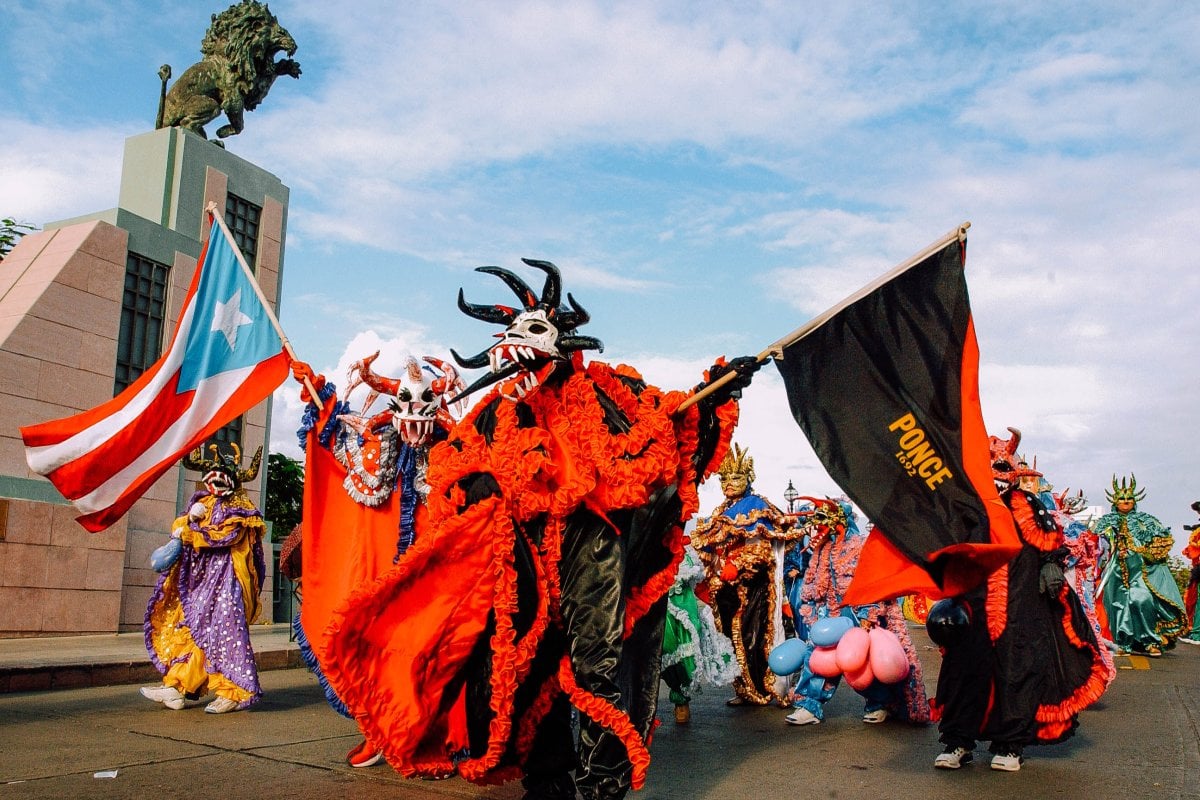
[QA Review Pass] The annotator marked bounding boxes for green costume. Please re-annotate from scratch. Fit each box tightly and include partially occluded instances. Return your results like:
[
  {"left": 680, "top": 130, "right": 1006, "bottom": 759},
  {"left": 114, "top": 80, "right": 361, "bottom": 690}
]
[{"left": 1096, "top": 503, "right": 1187, "bottom": 654}]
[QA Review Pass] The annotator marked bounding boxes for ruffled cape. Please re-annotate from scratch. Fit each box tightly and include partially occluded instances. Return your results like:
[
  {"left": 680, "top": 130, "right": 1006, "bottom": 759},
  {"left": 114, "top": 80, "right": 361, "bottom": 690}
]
[{"left": 320, "top": 361, "right": 735, "bottom": 787}]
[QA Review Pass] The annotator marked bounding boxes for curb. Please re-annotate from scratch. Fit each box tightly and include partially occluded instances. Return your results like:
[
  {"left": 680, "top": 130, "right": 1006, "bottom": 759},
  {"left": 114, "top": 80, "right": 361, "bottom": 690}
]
[{"left": 0, "top": 648, "right": 304, "bottom": 694}]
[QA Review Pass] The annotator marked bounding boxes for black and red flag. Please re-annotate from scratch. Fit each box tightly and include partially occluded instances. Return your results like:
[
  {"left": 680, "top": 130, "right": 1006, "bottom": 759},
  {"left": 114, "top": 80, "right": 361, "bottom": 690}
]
[{"left": 772, "top": 226, "right": 1020, "bottom": 604}]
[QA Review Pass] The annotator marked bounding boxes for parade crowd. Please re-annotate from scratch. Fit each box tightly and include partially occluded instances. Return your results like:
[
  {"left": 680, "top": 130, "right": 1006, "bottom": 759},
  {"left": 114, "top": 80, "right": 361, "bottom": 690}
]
[{"left": 133, "top": 261, "right": 1200, "bottom": 799}]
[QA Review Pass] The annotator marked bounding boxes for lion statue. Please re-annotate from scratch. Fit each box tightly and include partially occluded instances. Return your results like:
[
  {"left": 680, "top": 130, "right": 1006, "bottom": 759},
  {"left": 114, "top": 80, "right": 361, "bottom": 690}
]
[{"left": 156, "top": 0, "right": 301, "bottom": 141}]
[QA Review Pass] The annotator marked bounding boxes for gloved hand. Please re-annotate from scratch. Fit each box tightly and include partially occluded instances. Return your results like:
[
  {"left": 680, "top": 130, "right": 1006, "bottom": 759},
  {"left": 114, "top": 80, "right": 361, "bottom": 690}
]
[
  {"left": 291, "top": 360, "right": 326, "bottom": 402},
  {"left": 700, "top": 355, "right": 762, "bottom": 404},
  {"left": 1038, "top": 559, "right": 1066, "bottom": 596}
]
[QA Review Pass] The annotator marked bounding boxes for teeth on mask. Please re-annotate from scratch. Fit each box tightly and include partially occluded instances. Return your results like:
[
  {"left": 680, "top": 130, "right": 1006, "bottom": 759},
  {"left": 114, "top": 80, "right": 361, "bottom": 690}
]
[{"left": 520, "top": 346, "right": 534, "bottom": 361}]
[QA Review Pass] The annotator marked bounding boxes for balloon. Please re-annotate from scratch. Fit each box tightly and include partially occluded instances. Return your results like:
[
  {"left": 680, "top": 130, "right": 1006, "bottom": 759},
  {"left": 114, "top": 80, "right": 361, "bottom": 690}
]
[
  {"left": 926, "top": 598, "right": 972, "bottom": 648},
  {"left": 808, "top": 644, "right": 842, "bottom": 678},
  {"left": 768, "top": 638, "right": 808, "bottom": 676},
  {"left": 150, "top": 537, "right": 182, "bottom": 573},
  {"left": 810, "top": 615, "right": 854, "bottom": 647},
  {"left": 835, "top": 626, "right": 870, "bottom": 673},
  {"left": 843, "top": 658, "right": 875, "bottom": 691},
  {"left": 868, "top": 627, "right": 911, "bottom": 684}
]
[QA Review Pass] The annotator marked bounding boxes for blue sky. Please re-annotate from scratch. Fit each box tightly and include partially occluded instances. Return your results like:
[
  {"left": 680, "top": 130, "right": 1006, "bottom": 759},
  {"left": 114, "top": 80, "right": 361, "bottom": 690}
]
[{"left": 3, "top": 1, "right": 1199, "bottom": 544}]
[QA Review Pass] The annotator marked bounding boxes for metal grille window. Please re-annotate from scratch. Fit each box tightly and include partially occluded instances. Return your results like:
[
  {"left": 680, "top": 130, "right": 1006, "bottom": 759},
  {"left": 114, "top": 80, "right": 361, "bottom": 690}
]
[
  {"left": 224, "top": 193, "right": 261, "bottom": 271},
  {"left": 114, "top": 252, "right": 170, "bottom": 394}
]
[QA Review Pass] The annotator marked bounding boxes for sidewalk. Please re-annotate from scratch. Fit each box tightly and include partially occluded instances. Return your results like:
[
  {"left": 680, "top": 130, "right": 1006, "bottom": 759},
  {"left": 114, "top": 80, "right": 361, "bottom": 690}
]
[{"left": 0, "top": 624, "right": 301, "bottom": 693}]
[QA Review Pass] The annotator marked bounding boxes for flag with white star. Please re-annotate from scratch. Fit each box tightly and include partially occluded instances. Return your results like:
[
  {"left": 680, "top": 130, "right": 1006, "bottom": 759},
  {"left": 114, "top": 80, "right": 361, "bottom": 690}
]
[{"left": 21, "top": 214, "right": 290, "bottom": 532}]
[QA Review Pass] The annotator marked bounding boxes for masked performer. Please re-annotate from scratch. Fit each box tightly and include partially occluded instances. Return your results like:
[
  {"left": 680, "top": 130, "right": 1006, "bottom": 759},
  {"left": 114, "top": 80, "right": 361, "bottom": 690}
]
[
  {"left": 140, "top": 446, "right": 266, "bottom": 714},
  {"left": 690, "top": 444, "right": 801, "bottom": 707},
  {"left": 1179, "top": 501, "right": 1200, "bottom": 645},
  {"left": 660, "top": 543, "right": 739, "bottom": 724},
  {"left": 291, "top": 352, "right": 464, "bottom": 767},
  {"left": 1055, "top": 489, "right": 1117, "bottom": 682},
  {"left": 784, "top": 499, "right": 930, "bottom": 727},
  {"left": 1095, "top": 476, "right": 1187, "bottom": 656},
  {"left": 930, "top": 428, "right": 1107, "bottom": 773},
  {"left": 320, "top": 260, "right": 756, "bottom": 800}
]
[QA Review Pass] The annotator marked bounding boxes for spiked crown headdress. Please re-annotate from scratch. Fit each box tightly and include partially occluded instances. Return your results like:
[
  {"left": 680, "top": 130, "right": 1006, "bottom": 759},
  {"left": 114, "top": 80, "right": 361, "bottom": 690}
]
[
  {"left": 717, "top": 443, "right": 755, "bottom": 485},
  {"left": 1105, "top": 474, "right": 1146, "bottom": 507}
]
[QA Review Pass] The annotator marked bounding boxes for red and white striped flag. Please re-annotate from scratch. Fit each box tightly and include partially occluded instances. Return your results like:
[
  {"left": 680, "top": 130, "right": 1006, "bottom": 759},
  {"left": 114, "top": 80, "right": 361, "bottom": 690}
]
[{"left": 21, "top": 213, "right": 290, "bottom": 531}]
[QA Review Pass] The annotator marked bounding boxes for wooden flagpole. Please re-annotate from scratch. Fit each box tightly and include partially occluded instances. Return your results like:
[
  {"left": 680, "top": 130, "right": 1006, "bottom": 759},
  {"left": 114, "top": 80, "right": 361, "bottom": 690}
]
[
  {"left": 205, "top": 201, "right": 322, "bottom": 411},
  {"left": 677, "top": 221, "right": 970, "bottom": 413}
]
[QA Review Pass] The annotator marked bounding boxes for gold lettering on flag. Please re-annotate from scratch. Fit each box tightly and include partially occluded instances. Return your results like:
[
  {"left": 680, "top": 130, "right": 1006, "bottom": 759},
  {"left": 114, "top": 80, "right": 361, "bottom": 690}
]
[{"left": 888, "top": 413, "right": 954, "bottom": 490}]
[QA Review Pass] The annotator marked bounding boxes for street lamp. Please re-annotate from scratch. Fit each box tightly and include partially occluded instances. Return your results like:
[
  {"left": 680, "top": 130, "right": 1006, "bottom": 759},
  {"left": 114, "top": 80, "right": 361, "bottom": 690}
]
[{"left": 783, "top": 480, "right": 798, "bottom": 514}]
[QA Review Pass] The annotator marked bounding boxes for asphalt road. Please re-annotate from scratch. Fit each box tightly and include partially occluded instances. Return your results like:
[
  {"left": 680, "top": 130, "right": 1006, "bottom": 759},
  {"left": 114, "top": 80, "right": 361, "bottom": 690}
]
[{"left": 2, "top": 627, "right": 1199, "bottom": 800}]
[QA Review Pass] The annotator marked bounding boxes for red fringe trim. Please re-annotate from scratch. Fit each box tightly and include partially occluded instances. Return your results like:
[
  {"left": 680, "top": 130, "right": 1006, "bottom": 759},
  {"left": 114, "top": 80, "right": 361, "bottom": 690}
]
[
  {"left": 986, "top": 564, "right": 1008, "bottom": 642},
  {"left": 558, "top": 655, "right": 651, "bottom": 791},
  {"left": 1010, "top": 491, "right": 1061, "bottom": 552}
]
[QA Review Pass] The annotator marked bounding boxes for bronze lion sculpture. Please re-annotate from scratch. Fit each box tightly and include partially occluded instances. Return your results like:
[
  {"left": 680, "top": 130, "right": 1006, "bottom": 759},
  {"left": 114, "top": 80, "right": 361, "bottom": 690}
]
[{"left": 156, "top": 0, "right": 301, "bottom": 141}]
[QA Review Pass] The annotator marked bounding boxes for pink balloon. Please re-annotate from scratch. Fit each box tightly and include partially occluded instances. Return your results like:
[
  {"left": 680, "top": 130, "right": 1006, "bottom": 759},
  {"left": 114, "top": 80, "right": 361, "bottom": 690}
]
[
  {"left": 835, "top": 626, "right": 870, "bottom": 673},
  {"left": 844, "top": 658, "right": 875, "bottom": 691},
  {"left": 868, "top": 626, "right": 911, "bottom": 684},
  {"left": 808, "top": 644, "right": 843, "bottom": 678}
]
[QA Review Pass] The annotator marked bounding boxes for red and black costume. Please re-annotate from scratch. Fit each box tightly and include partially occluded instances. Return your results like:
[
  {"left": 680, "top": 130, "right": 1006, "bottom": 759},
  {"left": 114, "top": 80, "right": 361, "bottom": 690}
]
[
  {"left": 320, "top": 260, "right": 752, "bottom": 800},
  {"left": 932, "top": 428, "right": 1108, "bottom": 759}
]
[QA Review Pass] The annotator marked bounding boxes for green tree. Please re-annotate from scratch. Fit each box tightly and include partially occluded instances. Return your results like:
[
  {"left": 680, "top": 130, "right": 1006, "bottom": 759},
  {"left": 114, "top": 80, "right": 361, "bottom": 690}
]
[
  {"left": 264, "top": 452, "right": 303, "bottom": 541},
  {"left": 0, "top": 218, "right": 38, "bottom": 261}
]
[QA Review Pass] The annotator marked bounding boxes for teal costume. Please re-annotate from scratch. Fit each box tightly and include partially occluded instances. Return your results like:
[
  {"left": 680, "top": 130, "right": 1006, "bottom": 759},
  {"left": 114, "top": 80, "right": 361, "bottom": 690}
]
[{"left": 1096, "top": 507, "right": 1187, "bottom": 654}]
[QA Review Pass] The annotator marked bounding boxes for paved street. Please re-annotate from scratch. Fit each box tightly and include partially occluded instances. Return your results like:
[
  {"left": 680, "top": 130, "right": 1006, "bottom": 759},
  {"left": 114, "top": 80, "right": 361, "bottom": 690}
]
[{"left": 2, "top": 627, "right": 1199, "bottom": 800}]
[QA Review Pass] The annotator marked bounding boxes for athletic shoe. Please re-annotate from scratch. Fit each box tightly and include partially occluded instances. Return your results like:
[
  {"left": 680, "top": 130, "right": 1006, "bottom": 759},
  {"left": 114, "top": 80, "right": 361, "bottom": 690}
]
[
  {"left": 933, "top": 746, "right": 973, "bottom": 769},
  {"left": 1178, "top": 636, "right": 1200, "bottom": 646},
  {"left": 784, "top": 707, "right": 820, "bottom": 726},
  {"left": 204, "top": 697, "right": 240, "bottom": 714},
  {"left": 673, "top": 704, "right": 691, "bottom": 725},
  {"left": 862, "top": 708, "right": 888, "bottom": 724},
  {"left": 990, "top": 752, "right": 1023, "bottom": 772},
  {"left": 347, "top": 739, "right": 385, "bottom": 768},
  {"left": 140, "top": 685, "right": 184, "bottom": 704}
]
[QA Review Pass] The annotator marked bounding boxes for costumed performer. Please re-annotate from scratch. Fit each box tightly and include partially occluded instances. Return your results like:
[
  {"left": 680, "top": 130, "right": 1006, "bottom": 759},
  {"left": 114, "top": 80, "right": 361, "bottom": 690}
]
[
  {"left": 1054, "top": 487, "right": 1116, "bottom": 683},
  {"left": 660, "top": 542, "right": 740, "bottom": 724},
  {"left": 1180, "top": 501, "right": 1200, "bottom": 645},
  {"left": 140, "top": 445, "right": 266, "bottom": 714},
  {"left": 318, "top": 260, "right": 758, "bottom": 800},
  {"left": 1094, "top": 475, "right": 1186, "bottom": 656},
  {"left": 690, "top": 443, "right": 801, "bottom": 707},
  {"left": 783, "top": 498, "right": 930, "bottom": 727},
  {"left": 291, "top": 351, "right": 464, "bottom": 767},
  {"left": 931, "top": 428, "right": 1108, "bottom": 773}
]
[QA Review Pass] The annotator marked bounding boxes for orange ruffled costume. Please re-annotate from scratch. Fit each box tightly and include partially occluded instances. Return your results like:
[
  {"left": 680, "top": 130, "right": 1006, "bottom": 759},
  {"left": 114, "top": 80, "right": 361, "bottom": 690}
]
[{"left": 321, "top": 360, "right": 738, "bottom": 795}]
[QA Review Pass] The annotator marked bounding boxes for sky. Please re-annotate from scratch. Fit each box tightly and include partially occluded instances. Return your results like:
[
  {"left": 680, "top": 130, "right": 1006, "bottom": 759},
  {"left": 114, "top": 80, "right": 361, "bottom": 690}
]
[{"left": 2, "top": 1, "right": 1198, "bottom": 550}]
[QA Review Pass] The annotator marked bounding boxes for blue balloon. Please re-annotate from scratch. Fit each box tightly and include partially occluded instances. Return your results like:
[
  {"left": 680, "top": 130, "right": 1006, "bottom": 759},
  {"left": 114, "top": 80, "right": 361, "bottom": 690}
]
[
  {"left": 810, "top": 615, "right": 854, "bottom": 647},
  {"left": 768, "top": 638, "right": 809, "bottom": 675},
  {"left": 150, "top": 537, "right": 182, "bottom": 573}
]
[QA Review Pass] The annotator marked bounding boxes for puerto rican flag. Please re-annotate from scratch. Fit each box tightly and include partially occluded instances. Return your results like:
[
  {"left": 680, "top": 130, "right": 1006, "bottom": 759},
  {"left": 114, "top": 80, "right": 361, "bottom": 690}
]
[{"left": 21, "top": 214, "right": 290, "bottom": 532}]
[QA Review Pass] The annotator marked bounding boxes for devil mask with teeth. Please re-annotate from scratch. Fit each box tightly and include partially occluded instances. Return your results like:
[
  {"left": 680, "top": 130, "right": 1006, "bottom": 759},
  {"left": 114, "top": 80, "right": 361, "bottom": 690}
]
[
  {"left": 343, "top": 351, "right": 465, "bottom": 447},
  {"left": 451, "top": 259, "right": 602, "bottom": 402},
  {"left": 988, "top": 426, "right": 1041, "bottom": 495}
]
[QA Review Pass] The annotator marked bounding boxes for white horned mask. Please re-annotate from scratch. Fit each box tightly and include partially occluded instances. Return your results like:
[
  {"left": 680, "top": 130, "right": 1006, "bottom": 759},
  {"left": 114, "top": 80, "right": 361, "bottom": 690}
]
[
  {"left": 344, "top": 352, "right": 465, "bottom": 446},
  {"left": 451, "top": 259, "right": 603, "bottom": 403}
]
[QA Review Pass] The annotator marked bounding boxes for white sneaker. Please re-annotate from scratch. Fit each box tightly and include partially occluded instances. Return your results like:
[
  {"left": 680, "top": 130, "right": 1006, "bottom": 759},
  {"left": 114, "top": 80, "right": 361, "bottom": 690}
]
[
  {"left": 1178, "top": 636, "right": 1200, "bottom": 646},
  {"left": 784, "top": 707, "right": 820, "bottom": 726},
  {"left": 204, "top": 697, "right": 240, "bottom": 714},
  {"left": 140, "top": 685, "right": 183, "bottom": 704},
  {"left": 990, "top": 752, "right": 1023, "bottom": 772},
  {"left": 933, "top": 747, "right": 973, "bottom": 769},
  {"left": 862, "top": 708, "right": 888, "bottom": 724}
]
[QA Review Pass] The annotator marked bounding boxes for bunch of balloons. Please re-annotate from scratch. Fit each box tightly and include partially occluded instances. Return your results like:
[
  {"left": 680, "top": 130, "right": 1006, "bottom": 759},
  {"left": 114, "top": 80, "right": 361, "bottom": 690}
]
[{"left": 768, "top": 614, "right": 910, "bottom": 690}]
